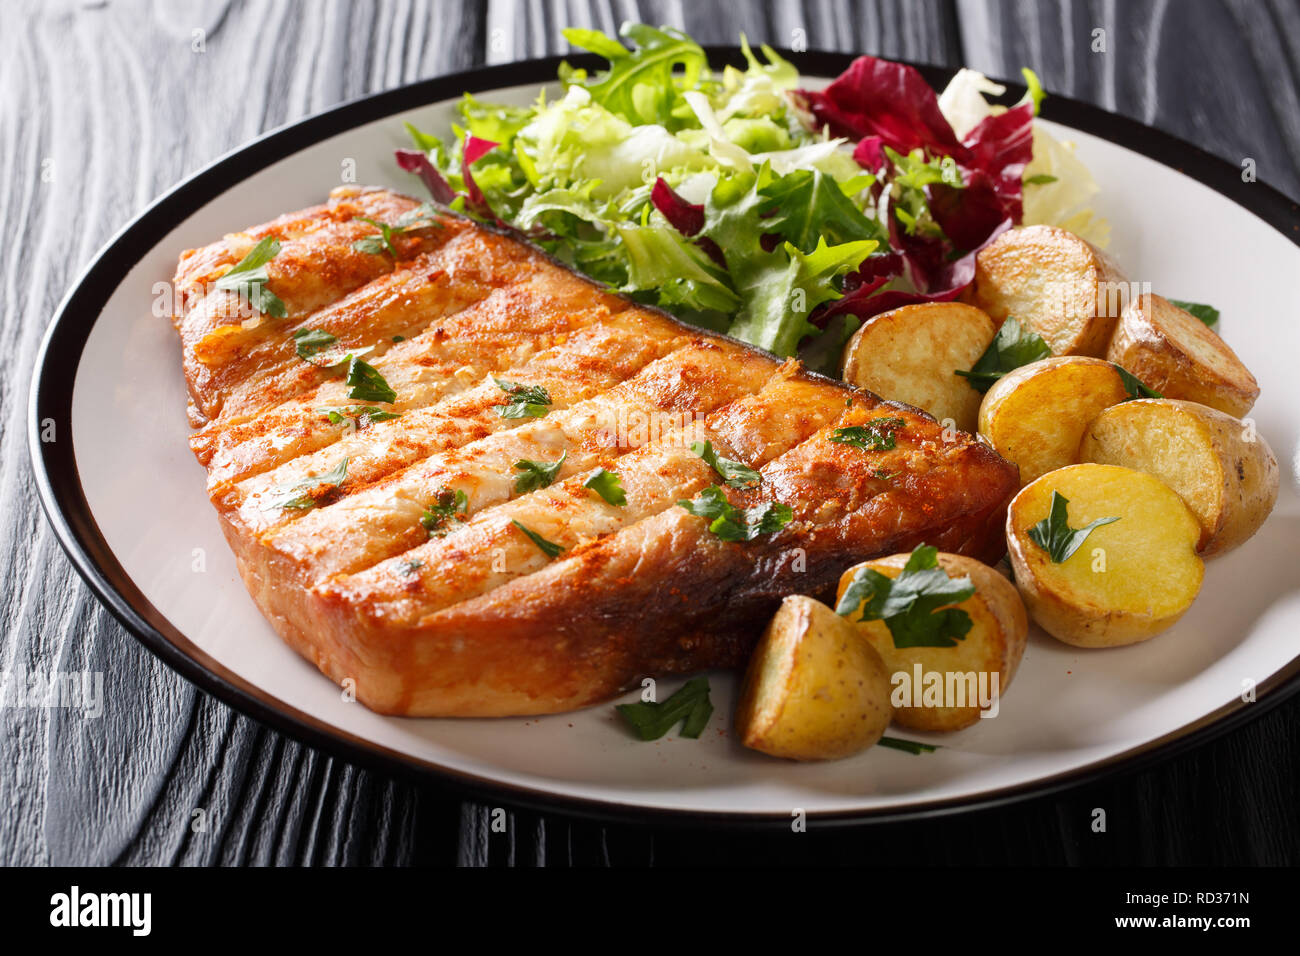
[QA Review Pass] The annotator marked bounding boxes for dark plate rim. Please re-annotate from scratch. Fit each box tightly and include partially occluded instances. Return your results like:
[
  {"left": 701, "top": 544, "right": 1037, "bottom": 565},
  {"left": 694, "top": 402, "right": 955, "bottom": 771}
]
[{"left": 27, "top": 48, "right": 1300, "bottom": 828}]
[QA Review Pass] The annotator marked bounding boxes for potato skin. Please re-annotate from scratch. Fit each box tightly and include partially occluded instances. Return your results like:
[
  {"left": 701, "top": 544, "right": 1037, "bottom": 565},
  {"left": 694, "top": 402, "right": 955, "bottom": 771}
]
[
  {"left": 735, "top": 595, "right": 893, "bottom": 761},
  {"left": 971, "top": 224, "right": 1128, "bottom": 356},
  {"left": 841, "top": 302, "right": 996, "bottom": 433},
  {"left": 1106, "top": 294, "right": 1259, "bottom": 417},
  {"left": 978, "top": 356, "right": 1130, "bottom": 486},
  {"left": 835, "top": 553, "right": 1028, "bottom": 732},
  {"left": 1007, "top": 464, "right": 1204, "bottom": 648},
  {"left": 1079, "top": 399, "right": 1279, "bottom": 557}
]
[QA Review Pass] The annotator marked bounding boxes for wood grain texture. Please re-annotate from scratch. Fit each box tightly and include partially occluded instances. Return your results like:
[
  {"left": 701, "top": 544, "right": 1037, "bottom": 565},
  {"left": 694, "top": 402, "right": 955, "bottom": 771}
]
[{"left": 1, "top": 0, "right": 1296, "bottom": 867}]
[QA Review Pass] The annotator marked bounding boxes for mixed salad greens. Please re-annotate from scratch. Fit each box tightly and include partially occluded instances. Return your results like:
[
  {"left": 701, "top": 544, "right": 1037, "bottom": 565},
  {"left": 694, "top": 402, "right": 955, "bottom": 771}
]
[{"left": 397, "top": 23, "right": 1105, "bottom": 370}]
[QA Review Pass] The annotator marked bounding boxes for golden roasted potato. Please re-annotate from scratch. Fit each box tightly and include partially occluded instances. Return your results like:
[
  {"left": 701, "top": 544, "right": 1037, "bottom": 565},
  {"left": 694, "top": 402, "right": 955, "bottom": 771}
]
[
  {"left": 841, "top": 302, "right": 996, "bottom": 433},
  {"left": 1079, "top": 399, "right": 1279, "bottom": 557},
  {"left": 978, "top": 356, "right": 1130, "bottom": 486},
  {"left": 1007, "top": 464, "right": 1204, "bottom": 648},
  {"left": 970, "top": 224, "right": 1128, "bottom": 356},
  {"left": 1106, "top": 294, "right": 1260, "bottom": 417},
  {"left": 736, "top": 595, "right": 892, "bottom": 761},
  {"left": 836, "top": 552, "right": 1028, "bottom": 732}
]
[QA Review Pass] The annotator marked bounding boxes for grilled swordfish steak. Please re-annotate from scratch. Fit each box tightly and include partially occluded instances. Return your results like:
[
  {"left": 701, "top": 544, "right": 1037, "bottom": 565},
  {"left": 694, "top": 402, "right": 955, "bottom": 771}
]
[{"left": 171, "top": 186, "right": 1019, "bottom": 717}]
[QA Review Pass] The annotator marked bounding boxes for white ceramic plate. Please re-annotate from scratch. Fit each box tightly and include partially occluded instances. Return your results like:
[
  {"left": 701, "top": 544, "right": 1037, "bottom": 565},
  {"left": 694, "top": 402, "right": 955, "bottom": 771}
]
[{"left": 30, "top": 53, "right": 1300, "bottom": 824}]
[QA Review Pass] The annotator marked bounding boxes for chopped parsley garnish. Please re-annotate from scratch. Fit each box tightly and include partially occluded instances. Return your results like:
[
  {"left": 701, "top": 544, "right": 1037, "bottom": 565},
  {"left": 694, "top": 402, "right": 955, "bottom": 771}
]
[
  {"left": 1169, "top": 299, "right": 1220, "bottom": 331},
  {"left": 616, "top": 677, "right": 713, "bottom": 741},
  {"left": 352, "top": 203, "right": 443, "bottom": 257},
  {"left": 420, "top": 489, "right": 468, "bottom": 537},
  {"left": 955, "top": 317, "right": 1052, "bottom": 392},
  {"left": 1113, "top": 364, "right": 1162, "bottom": 400},
  {"left": 215, "top": 236, "right": 287, "bottom": 318},
  {"left": 494, "top": 378, "right": 552, "bottom": 419},
  {"left": 293, "top": 328, "right": 338, "bottom": 361},
  {"left": 398, "top": 558, "right": 424, "bottom": 576},
  {"left": 345, "top": 355, "right": 397, "bottom": 404},
  {"left": 512, "top": 452, "right": 566, "bottom": 493},
  {"left": 315, "top": 404, "right": 401, "bottom": 426},
  {"left": 878, "top": 736, "right": 940, "bottom": 755},
  {"left": 511, "top": 520, "right": 565, "bottom": 558},
  {"left": 836, "top": 544, "right": 975, "bottom": 648},
  {"left": 264, "top": 457, "right": 349, "bottom": 512},
  {"left": 583, "top": 468, "right": 627, "bottom": 506},
  {"left": 1026, "top": 491, "right": 1120, "bottom": 564},
  {"left": 690, "top": 440, "right": 761, "bottom": 489},
  {"left": 829, "top": 417, "right": 906, "bottom": 452},
  {"left": 676, "top": 486, "right": 793, "bottom": 542}
]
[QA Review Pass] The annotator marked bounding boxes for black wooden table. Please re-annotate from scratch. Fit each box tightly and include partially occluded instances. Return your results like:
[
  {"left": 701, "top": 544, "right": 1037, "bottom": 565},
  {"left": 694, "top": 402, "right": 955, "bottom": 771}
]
[{"left": 5, "top": 0, "right": 1298, "bottom": 866}]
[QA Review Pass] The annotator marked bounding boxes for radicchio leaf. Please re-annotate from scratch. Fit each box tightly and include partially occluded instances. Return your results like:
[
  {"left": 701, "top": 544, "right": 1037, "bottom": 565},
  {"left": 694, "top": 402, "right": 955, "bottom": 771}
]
[{"left": 394, "top": 148, "right": 456, "bottom": 204}]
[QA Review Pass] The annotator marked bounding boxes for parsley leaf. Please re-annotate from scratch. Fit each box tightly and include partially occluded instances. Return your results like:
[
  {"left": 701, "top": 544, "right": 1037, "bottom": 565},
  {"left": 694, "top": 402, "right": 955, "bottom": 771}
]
[
  {"left": 1026, "top": 491, "right": 1120, "bottom": 564},
  {"left": 264, "top": 457, "right": 349, "bottom": 512},
  {"left": 1168, "top": 298, "right": 1220, "bottom": 332},
  {"left": 955, "top": 317, "right": 1052, "bottom": 392},
  {"left": 315, "top": 404, "right": 401, "bottom": 426},
  {"left": 513, "top": 452, "right": 566, "bottom": 493},
  {"left": 352, "top": 203, "right": 443, "bottom": 257},
  {"left": 293, "top": 328, "right": 338, "bottom": 361},
  {"left": 615, "top": 677, "right": 713, "bottom": 741},
  {"left": 878, "top": 736, "right": 940, "bottom": 755},
  {"left": 511, "top": 520, "right": 565, "bottom": 558},
  {"left": 829, "top": 417, "right": 906, "bottom": 452},
  {"left": 677, "top": 486, "right": 792, "bottom": 542},
  {"left": 583, "top": 468, "right": 627, "bottom": 506},
  {"left": 1113, "top": 364, "right": 1162, "bottom": 400},
  {"left": 345, "top": 355, "right": 396, "bottom": 404},
  {"left": 689, "top": 440, "right": 761, "bottom": 489},
  {"left": 420, "top": 489, "right": 468, "bottom": 537},
  {"left": 835, "top": 544, "right": 975, "bottom": 648},
  {"left": 494, "top": 378, "right": 552, "bottom": 419},
  {"left": 214, "top": 236, "right": 287, "bottom": 318}
]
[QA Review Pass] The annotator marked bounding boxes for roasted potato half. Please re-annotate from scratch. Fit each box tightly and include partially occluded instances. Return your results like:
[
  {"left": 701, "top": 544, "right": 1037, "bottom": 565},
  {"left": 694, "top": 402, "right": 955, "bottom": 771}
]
[
  {"left": 736, "top": 595, "right": 893, "bottom": 761},
  {"left": 978, "top": 356, "right": 1130, "bottom": 486},
  {"left": 1106, "top": 294, "right": 1260, "bottom": 417},
  {"left": 1007, "top": 464, "right": 1204, "bottom": 648},
  {"left": 836, "top": 553, "right": 1028, "bottom": 732},
  {"left": 970, "top": 224, "right": 1128, "bottom": 356},
  {"left": 841, "top": 302, "right": 996, "bottom": 433},
  {"left": 1079, "top": 399, "right": 1279, "bottom": 557}
]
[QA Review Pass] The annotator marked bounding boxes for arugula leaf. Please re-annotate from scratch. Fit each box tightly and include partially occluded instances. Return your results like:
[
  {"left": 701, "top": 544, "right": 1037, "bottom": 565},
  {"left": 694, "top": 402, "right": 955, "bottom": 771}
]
[
  {"left": 835, "top": 544, "right": 975, "bottom": 648},
  {"left": 955, "top": 317, "right": 1052, "bottom": 392},
  {"left": 513, "top": 452, "right": 566, "bottom": 493},
  {"left": 615, "top": 677, "right": 713, "bottom": 740},
  {"left": 1113, "top": 364, "right": 1162, "bottom": 400},
  {"left": 420, "top": 488, "right": 468, "bottom": 537},
  {"left": 878, "top": 736, "right": 940, "bottom": 755},
  {"left": 829, "top": 417, "right": 906, "bottom": 452},
  {"left": 583, "top": 468, "right": 627, "bottom": 506},
  {"left": 264, "top": 457, "right": 349, "bottom": 512},
  {"left": 1169, "top": 298, "right": 1220, "bottom": 331},
  {"left": 511, "top": 520, "right": 565, "bottom": 558},
  {"left": 1026, "top": 491, "right": 1120, "bottom": 564},
  {"left": 494, "top": 378, "right": 552, "bottom": 419},
  {"left": 757, "top": 168, "right": 886, "bottom": 253},
  {"left": 562, "top": 23, "right": 707, "bottom": 128},
  {"left": 677, "top": 486, "right": 793, "bottom": 542},
  {"left": 690, "top": 440, "right": 761, "bottom": 489},
  {"left": 215, "top": 236, "right": 287, "bottom": 318},
  {"left": 345, "top": 356, "right": 396, "bottom": 404},
  {"left": 315, "top": 405, "right": 401, "bottom": 426}
]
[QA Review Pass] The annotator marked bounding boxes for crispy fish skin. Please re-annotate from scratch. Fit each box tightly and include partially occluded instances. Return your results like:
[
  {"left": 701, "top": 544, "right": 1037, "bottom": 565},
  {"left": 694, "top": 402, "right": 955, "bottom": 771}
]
[{"left": 175, "top": 188, "right": 1019, "bottom": 717}]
